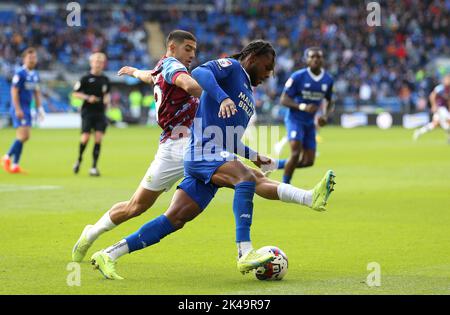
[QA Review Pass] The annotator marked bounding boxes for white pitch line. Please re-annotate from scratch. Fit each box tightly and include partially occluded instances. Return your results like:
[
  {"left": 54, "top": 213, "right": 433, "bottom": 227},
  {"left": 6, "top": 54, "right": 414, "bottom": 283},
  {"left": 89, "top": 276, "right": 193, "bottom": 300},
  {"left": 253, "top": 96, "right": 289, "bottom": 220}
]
[{"left": 0, "top": 184, "right": 62, "bottom": 193}]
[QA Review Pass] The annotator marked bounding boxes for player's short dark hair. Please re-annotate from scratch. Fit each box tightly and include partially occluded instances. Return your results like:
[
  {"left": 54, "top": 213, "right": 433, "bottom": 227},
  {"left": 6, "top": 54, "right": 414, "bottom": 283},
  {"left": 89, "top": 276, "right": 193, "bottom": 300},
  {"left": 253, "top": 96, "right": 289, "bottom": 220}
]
[
  {"left": 229, "top": 40, "right": 276, "bottom": 62},
  {"left": 166, "top": 30, "right": 196, "bottom": 46},
  {"left": 22, "top": 47, "right": 37, "bottom": 58},
  {"left": 304, "top": 47, "right": 323, "bottom": 59}
]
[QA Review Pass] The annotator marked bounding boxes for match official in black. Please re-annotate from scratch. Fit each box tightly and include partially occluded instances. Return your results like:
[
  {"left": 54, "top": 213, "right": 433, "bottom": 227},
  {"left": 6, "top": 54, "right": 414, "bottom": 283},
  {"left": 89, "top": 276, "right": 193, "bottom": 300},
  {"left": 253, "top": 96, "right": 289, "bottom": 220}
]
[{"left": 72, "top": 52, "right": 111, "bottom": 176}]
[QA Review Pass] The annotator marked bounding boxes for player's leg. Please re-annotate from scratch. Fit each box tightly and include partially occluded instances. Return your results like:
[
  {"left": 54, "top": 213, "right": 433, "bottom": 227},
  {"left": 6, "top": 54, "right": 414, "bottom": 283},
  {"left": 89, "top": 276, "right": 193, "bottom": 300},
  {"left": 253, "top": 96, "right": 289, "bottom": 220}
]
[
  {"left": 283, "top": 139, "right": 302, "bottom": 184},
  {"left": 210, "top": 160, "right": 275, "bottom": 272},
  {"left": 105, "top": 189, "right": 201, "bottom": 260},
  {"left": 3, "top": 110, "right": 32, "bottom": 173},
  {"left": 72, "top": 139, "right": 186, "bottom": 262},
  {"left": 274, "top": 136, "right": 288, "bottom": 156},
  {"left": 90, "top": 130, "right": 104, "bottom": 176},
  {"left": 296, "top": 148, "right": 315, "bottom": 168},
  {"left": 413, "top": 113, "right": 439, "bottom": 141},
  {"left": 90, "top": 178, "right": 211, "bottom": 280},
  {"left": 71, "top": 185, "right": 164, "bottom": 262},
  {"left": 3, "top": 128, "right": 27, "bottom": 172},
  {"left": 73, "top": 115, "right": 91, "bottom": 174},
  {"left": 8, "top": 126, "right": 30, "bottom": 173},
  {"left": 296, "top": 124, "right": 317, "bottom": 168}
]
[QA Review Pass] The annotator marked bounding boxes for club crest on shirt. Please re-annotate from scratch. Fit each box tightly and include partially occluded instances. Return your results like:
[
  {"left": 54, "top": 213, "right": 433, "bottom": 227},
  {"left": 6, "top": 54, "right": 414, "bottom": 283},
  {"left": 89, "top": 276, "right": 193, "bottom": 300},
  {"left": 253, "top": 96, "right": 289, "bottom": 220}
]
[
  {"left": 285, "top": 78, "right": 293, "bottom": 88},
  {"left": 12, "top": 75, "right": 19, "bottom": 84},
  {"left": 217, "top": 58, "right": 232, "bottom": 68},
  {"left": 322, "top": 84, "right": 328, "bottom": 92}
]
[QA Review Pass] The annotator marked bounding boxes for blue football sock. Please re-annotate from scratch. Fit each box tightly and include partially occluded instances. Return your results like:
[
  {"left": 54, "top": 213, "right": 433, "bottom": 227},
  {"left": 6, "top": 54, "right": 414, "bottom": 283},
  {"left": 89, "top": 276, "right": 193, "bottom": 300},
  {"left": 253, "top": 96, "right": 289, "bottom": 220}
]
[
  {"left": 277, "top": 159, "right": 287, "bottom": 169},
  {"left": 7, "top": 139, "right": 23, "bottom": 164},
  {"left": 125, "top": 215, "right": 175, "bottom": 253},
  {"left": 13, "top": 140, "right": 23, "bottom": 164},
  {"left": 233, "top": 181, "right": 256, "bottom": 243},
  {"left": 282, "top": 175, "right": 291, "bottom": 184}
]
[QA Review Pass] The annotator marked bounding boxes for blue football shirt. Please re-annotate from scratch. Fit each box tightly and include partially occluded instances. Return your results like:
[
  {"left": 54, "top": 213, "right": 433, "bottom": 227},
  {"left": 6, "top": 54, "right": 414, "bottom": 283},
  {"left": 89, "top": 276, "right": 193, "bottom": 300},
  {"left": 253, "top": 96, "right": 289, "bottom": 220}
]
[
  {"left": 190, "top": 58, "right": 255, "bottom": 159},
  {"left": 283, "top": 67, "right": 333, "bottom": 123},
  {"left": 11, "top": 66, "right": 40, "bottom": 112}
]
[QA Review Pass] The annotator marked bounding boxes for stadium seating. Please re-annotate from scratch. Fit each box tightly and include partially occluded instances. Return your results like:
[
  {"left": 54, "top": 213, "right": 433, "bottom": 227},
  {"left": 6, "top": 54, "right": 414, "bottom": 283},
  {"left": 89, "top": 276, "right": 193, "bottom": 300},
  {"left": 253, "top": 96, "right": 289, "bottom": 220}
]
[{"left": 0, "top": 0, "right": 448, "bottom": 115}]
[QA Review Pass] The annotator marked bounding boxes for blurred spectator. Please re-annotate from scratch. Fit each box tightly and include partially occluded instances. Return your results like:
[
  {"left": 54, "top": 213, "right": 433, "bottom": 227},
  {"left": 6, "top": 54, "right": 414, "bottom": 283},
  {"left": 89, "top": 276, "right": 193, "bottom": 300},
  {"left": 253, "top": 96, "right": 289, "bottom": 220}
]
[
  {"left": 129, "top": 89, "right": 143, "bottom": 119},
  {"left": 0, "top": 0, "right": 448, "bottom": 115}
]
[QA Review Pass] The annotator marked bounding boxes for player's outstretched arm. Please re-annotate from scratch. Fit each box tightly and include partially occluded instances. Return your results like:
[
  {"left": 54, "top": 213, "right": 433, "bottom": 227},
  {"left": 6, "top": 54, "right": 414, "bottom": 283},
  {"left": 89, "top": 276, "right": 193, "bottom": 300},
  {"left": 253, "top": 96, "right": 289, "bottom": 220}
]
[
  {"left": 117, "top": 66, "right": 153, "bottom": 84},
  {"left": 173, "top": 73, "right": 202, "bottom": 98},
  {"left": 34, "top": 88, "right": 45, "bottom": 121},
  {"left": 192, "top": 65, "right": 230, "bottom": 107}
]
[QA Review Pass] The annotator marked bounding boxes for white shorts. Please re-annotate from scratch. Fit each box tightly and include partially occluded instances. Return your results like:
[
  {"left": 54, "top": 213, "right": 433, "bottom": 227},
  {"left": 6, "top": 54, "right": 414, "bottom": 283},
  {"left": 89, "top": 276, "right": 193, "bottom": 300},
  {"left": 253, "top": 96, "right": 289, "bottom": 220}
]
[
  {"left": 434, "top": 107, "right": 450, "bottom": 129},
  {"left": 140, "top": 137, "right": 189, "bottom": 192}
]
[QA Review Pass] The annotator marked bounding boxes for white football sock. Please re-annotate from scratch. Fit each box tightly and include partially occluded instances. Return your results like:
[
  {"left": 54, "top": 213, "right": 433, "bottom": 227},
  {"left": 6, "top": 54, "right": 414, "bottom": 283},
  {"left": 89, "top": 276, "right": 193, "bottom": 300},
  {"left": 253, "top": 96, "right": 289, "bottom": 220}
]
[
  {"left": 277, "top": 183, "right": 313, "bottom": 207},
  {"left": 86, "top": 210, "right": 116, "bottom": 242},
  {"left": 237, "top": 241, "right": 253, "bottom": 258},
  {"left": 418, "top": 123, "right": 434, "bottom": 135},
  {"left": 104, "top": 239, "right": 129, "bottom": 261}
]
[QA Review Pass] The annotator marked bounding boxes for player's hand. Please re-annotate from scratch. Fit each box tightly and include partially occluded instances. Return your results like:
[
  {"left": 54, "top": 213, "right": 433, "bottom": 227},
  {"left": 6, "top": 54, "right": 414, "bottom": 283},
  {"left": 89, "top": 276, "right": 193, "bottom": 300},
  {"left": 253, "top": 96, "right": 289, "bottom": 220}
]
[
  {"left": 87, "top": 95, "right": 100, "bottom": 104},
  {"left": 218, "top": 98, "right": 237, "bottom": 118},
  {"left": 305, "top": 104, "right": 318, "bottom": 114},
  {"left": 15, "top": 108, "right": 24, "bottom": 119},
  {"left": 253, "top": 154, "right": 272, "bottom": 168},
  {"left": 38, "top": 107, "right": 46, "bottom": 122},
  {"left": 317, "top": 116, "right": 327, "bottom": 127},
  {"left": 117, "top": 66, "right": 138, "bottom": 77}
]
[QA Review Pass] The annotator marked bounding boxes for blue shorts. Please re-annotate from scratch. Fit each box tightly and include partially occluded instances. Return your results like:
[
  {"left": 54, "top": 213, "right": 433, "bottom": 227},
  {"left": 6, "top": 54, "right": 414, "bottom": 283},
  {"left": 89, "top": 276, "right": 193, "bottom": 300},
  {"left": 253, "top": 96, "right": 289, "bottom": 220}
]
[
  {"left": 179, "top": 149, "right": 235, "bottom": 210},
  {"left": 177, "top": 176, "right": 218, "bottom": 211},
  {"left": 10, "top": 109, "right": 32, "bottom": 128},
  {"left": 285, "top": 117, "right": 316, "bottom": 150}
]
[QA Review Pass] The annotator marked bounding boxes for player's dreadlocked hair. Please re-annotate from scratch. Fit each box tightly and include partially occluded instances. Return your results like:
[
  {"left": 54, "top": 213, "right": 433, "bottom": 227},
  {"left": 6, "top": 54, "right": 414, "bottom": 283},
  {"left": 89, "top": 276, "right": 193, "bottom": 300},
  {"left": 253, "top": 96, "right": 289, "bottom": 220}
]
[{"left": 229, "top": 40, "right": 276, "bottom": 61}]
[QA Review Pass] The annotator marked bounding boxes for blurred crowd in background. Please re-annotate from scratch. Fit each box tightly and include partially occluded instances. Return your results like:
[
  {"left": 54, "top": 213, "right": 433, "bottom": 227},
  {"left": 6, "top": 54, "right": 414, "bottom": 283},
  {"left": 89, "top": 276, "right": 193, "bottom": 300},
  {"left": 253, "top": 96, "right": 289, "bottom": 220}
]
[{"left": 0, "top": 0, "right": 449, "bottom": 124}]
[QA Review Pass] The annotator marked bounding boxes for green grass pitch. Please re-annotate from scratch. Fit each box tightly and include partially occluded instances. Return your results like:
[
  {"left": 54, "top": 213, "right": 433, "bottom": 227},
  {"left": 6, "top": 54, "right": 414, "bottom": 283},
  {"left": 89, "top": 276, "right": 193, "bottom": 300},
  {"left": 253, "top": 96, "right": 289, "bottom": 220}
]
[{"left": 0, "top": 126, "right": 449, "bottom": 294}]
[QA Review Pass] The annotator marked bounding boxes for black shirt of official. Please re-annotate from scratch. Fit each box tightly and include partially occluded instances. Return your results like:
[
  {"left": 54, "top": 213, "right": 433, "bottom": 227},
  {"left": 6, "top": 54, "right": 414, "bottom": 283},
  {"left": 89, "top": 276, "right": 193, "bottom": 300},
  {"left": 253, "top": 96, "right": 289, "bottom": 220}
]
[{"left": 74, "top": 73, "right": 110, "bottom": 115}]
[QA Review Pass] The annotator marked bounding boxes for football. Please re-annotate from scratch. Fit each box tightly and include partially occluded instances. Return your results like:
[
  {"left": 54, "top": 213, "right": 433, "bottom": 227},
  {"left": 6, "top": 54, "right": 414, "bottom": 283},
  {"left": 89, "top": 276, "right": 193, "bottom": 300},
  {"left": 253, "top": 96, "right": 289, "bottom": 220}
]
[{"left": 254, "top": 246, "right": 288, "bottom": 281}]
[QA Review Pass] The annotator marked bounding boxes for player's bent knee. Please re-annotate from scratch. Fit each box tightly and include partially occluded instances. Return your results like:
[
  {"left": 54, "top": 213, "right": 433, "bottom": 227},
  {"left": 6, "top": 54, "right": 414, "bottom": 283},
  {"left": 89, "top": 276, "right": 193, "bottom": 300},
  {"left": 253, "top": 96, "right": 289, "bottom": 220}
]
[
  {"left": 251, "top": 168, "right": 265, "bottom": 180},
  {"left": 290, "top": 152, "right": 301, "bottom": 161},
  {"left": 166, "top": 213, "right": 190, "bottom": 230},
  {"left": 234, "top": 167, "right": 257, "bottom": 183},
  {"left": 298, "top": 160, "right": 314, "bottom": 168}
]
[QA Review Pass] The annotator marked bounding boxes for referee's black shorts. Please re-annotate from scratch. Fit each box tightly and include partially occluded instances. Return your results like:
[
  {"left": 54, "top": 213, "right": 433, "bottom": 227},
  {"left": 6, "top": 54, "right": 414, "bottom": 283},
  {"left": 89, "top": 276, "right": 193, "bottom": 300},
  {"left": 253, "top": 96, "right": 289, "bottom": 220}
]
[{"left": 81, "top": 113, "right": 108, "bottom": 133}]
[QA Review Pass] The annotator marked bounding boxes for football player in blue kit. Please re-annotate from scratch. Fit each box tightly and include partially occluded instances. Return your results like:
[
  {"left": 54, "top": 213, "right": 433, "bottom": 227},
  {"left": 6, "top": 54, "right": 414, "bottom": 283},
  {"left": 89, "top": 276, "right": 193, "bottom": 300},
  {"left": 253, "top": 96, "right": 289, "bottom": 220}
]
[
  {"left": 2, "top": 47, "right": 44, "bottom": 174},
  {"left": 280, "top": 47, "right": 334, "bottom": 184}
]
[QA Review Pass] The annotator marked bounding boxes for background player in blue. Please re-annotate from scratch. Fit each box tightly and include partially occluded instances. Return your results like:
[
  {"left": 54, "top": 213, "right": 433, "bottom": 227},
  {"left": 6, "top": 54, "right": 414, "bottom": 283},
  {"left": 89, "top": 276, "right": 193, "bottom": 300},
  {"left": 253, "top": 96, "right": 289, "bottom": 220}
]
[
  {"left": 280, "top": 47, "right": 334, "bottom": 184},
  {"left": 89, "top": 41, "right": 336, "bottom": 280},
  {"left": 2, "top": 47, "right": 45, "bottom": 174}
]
